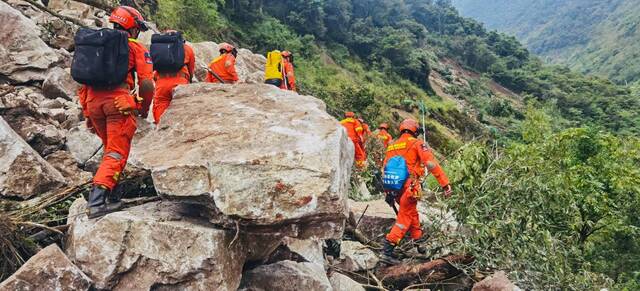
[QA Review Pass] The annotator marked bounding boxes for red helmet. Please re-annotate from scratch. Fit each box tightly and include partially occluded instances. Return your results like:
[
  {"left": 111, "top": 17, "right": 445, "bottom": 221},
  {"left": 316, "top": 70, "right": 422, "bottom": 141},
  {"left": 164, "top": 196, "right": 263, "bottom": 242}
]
[
  {"left": 379, "top": 123, "right": 389, "bottom": 130},
  {"left": 109, "top": 6, "right": 148, "bottom": 31},
  {"left": 345, "top": 111, "right": 355, "bottom": 118},
  {"left": 219, "top": 42, "right": 235, "bottom": 52},
  {"left": 399, "top": 119, "right": 419, "bottom": 133},
  {"left": 282, "top": 51, "right": 292, "bottom": 57}
]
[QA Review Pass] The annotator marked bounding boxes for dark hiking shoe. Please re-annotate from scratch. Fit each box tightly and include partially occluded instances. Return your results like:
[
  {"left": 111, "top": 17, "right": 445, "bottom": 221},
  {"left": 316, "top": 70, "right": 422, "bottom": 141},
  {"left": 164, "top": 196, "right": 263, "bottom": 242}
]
[{"left": 87, "top": 201, "right": 123, "bottom": 219}]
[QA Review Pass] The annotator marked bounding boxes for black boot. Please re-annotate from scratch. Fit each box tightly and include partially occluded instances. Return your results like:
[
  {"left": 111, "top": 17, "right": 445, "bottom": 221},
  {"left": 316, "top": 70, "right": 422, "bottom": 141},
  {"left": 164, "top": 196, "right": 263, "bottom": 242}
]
[
  {"left": 87, "top": 185, "right": 122, "bottom": 219},
  {"left": 380, "top": 240, "right": 401, "bottom": 265}
]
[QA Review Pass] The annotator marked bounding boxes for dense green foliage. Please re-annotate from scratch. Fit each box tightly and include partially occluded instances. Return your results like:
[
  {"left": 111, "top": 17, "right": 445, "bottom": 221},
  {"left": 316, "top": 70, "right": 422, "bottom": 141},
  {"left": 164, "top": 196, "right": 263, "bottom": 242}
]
[
  {"left": 148, "top": 0, "right": 640, "bottom": 288},
  {"left": 453, "top": 0, "right": 640, "bottom": 84},
  {"left": 152, "top": 0, "right": 640, "bottom": 136},
  {"left": 444, "top": 108, "right": 640, "bottom": 289}
]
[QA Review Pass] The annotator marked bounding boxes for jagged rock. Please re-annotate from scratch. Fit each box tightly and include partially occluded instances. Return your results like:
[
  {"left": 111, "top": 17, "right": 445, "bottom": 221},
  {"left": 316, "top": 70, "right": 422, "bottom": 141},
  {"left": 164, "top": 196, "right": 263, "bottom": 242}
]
[
  {"left": 236, "top": 48, "right": 266, "bottom": 84},
  {"left": 239, "top": 260, "right": 332, "bottom": 291},
  {"left": 0, "top": 1, "right": 58, "bottom": 83},
  {"left": 45, "top": 150, "right": 92, "bottom": 184},
  {"left": 472, "top": 271, "right": 518, "bottom": 291},
  {"left": 65, "top": 123, "right": 102, "bottom": 165},
  {"left": 336, "top": 240, "right": 379, "bottom": 272},
  {"left": 42, "top": 67, "right": 79, "bottom": 101},
  {"left": 329, "top": 272, "right": 365, "bottom": 291},
  {"left": 349, "top": 199, "right": 396, "bottom": 242},
  {"left": 191, "top": 42, "right": 267, "bottom": 83},
  {"left": 66, "top": 199, "right": 282, "bottom": 291},
  {"left": 47, "top": 0, "right": 111, "bottom": 28},
  {"left": 282, "top": 237, "right": 326, "bottom": 267},
  {"left": 130, "top": 83, "right": 351, "bottom": 239},
  {"left": 39, "top": 98, "right": 65, "bottom": 109},
  {"left": 0, "top": 86, "right": 66, "bottom": 156},
  {"left": 0, "top": 244, "right": 92, "bottom": 291},
  {"left": 0, "top": 116, "right": 65, "bottom": 199}
]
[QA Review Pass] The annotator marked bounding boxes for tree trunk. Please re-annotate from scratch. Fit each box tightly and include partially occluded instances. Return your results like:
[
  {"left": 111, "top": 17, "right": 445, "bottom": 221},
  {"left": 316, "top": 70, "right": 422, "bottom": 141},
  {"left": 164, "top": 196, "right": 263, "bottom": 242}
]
[{"left": 376, "top": 255, "right": 474, "bottom": 289}]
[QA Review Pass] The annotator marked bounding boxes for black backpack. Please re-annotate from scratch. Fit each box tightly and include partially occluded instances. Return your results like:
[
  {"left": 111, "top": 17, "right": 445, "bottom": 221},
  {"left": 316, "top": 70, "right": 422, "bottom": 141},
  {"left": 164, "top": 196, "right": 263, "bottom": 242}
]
[
  {"left": 150, "top": 32, "right": 185, "bottom": 73},
  {"left": 71, "top": 28, "right": 130, "bottom": 87}
]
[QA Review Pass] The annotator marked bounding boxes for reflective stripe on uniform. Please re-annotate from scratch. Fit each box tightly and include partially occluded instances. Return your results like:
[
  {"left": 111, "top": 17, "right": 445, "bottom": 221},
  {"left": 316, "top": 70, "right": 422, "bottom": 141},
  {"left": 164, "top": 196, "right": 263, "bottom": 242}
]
[
  {"left": 106, "top": 152, "right": 123, "bottom": 161},
  {"left": 426, "top": 161, "right": 436, "bottom": 170},
  {"left": 395, "top": 223, "right": 406, "bottom": 230},
  {"left": 387, "top": 142, "right": 407, "bottom": 152}
]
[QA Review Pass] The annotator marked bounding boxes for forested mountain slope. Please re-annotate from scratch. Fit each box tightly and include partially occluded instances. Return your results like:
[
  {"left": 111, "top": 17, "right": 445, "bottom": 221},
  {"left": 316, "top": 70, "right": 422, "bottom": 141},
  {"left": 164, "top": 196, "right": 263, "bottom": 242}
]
[{"left": 453, "top": 0, "right": 640, "bottom": 84}]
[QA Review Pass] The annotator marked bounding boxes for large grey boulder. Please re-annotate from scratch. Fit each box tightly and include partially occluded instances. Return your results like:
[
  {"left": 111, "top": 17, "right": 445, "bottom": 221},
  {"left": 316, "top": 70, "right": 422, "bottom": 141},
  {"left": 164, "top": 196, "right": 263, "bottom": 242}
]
[
  {"left": 0, "top": 117, "right": 65, "bottom": 199},
  {"left": 329, "top": 272, "right": 365, "bottom": 291},
  {"left": 0, "top": 244, "right": 92, "bottom": 291},
  {"left": 191, "top": 42, "right": 266, "bottom": 83},
  {"left": 130, "top": 83, "right": 352, "bottom": 239},
  {"left": 0, "top": 1, "right": 58, "bottom": 83},
  {"left": 239, "top": 260, "right": 332, "bottom": 291},
  {"left": 42, "top": 67, "right": 79, "bottom": 101},
  {"left": 335, "top": 240, "right": 379, "bottom": 272},
  {"left": 66, "top": 199, "right": 282, "bottom": 291}
]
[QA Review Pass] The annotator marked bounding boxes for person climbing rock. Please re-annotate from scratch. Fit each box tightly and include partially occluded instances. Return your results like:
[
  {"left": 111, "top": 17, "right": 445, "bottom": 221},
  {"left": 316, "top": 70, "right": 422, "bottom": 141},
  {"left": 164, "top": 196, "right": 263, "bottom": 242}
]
[
  {"left": 280, "top": 51, "right": 296, "bottom": 91},
  {"left": 340, "top": 111, "right": 367, "bottom": 168},
  {"left": 205, "top": 42, "right": 238, "bottom": 84},
  {"left": 74, "top": 6, "right": 155, "bottom": 218},
  {"left": 376, "top": 123, "right": 393, "bottom": 148},
  {"left": 380, "top": 119, "right": 452, "bottom": 264},
  {"left": 264, "top": 50, "right": 284, "bottom": 87},
  {"left": 151, "top": 30, "right": 195, "bottom": 124}
]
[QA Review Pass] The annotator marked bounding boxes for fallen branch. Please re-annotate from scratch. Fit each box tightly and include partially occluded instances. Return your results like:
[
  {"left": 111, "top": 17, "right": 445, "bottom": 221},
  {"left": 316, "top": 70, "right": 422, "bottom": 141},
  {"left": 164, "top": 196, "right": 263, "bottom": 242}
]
[
  {"left": 376, "top": 255, "right": 474, "bottom": 289},
  {"left": 18, "top": 0, "right": 88, "bottom": 27}
]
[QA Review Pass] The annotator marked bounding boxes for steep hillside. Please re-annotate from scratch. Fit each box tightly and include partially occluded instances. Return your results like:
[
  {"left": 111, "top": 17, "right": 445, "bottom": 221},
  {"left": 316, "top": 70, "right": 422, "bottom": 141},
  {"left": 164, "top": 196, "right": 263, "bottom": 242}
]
[{"left": 453, "top": 0, "right": 640, "bottom": 84}]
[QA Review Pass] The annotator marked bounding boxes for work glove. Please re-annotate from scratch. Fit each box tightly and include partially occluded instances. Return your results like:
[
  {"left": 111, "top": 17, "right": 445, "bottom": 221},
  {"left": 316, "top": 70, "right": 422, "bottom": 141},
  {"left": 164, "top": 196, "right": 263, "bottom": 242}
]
[
  {"left": 442, "top": 184, "right": 453, "bottom": 198},
  {"left": 385, "top": 192, "right": 396, "bottom": 205},
  {"left": 114, "top": 95, "right": 138, "bottom": 115}
]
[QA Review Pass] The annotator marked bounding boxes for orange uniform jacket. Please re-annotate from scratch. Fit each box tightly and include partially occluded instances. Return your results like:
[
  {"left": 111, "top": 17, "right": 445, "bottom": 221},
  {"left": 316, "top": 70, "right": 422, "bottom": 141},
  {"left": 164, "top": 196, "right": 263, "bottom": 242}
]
[
  {"left": 340, "top": 117, "right": 366, "bottom": 165},
  {"left": 280, "top": 61, "right": 296, "bottom": 91},
  {"left": 78, "top": 38, "right": 154, "bottom": 190},
  {"left": 205, "top": 53, "right": 238, "bottom": 83},
  {"left": 383, "top": 133, "right": 449, "bottom": 186},
  {"left": 376, "top": 129, "right": 393, "bottom": 148},
  {"left": 153, "top": 43, "right": 195, "bottom": 123}
]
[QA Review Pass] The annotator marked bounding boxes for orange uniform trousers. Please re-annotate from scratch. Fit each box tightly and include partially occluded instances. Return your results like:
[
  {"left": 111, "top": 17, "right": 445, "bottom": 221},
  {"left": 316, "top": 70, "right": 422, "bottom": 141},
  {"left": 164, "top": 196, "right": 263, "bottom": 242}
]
[
  {"left": 386, "top": 178, "right": 422, "bottom": 244},
  {"left": 153, "top": 74, "right": 189, "bottom": 124},
  {"left": 86, "top": 93, "right": 137, "bottom": 190},
  {"left": 352, "top": 139, "right": 366, "bottom": 167}
]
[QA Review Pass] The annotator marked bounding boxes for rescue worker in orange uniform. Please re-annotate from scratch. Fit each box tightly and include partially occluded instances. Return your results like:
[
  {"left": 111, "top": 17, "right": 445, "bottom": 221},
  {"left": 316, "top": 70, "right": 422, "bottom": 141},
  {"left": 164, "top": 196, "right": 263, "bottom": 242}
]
[
  {"left": 376, "top": 123, "right": 393, "bottom": 148},
  {"left": 280, "top": 51, "right": 296, "bottom": 91},
  {"left": 359, "top": 118, "right": 372, "bottom": 142},
  {"left": 340, "top": 112, "right": 366, "bottom": 168},
  {"left": 152, "top": 31, "right": 195, "bottom": 124},
  {"left": 78, "top": 6, "right": 155, "bottom": 218},
  {"left": 381, "top": 119, "right": 452, "bottom": 264},
  {"left": 205, "top": 43, "right": 239, "bottom": 84}
]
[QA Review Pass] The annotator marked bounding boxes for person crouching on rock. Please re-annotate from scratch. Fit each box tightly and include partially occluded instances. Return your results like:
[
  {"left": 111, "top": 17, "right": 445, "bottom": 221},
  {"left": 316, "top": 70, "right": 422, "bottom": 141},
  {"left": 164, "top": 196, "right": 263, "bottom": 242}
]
[
  {"left": 75, "top": 6, "right": 155, "bottom": 218},
  {"left": 150, "top": 29, "right": 195, "bottom": 124},
  {"left": 205, "top": 43, "right": 239, "bottom": 84},
  {"left": 380, "top": 119, "right": 453, "bottom": 264}
]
